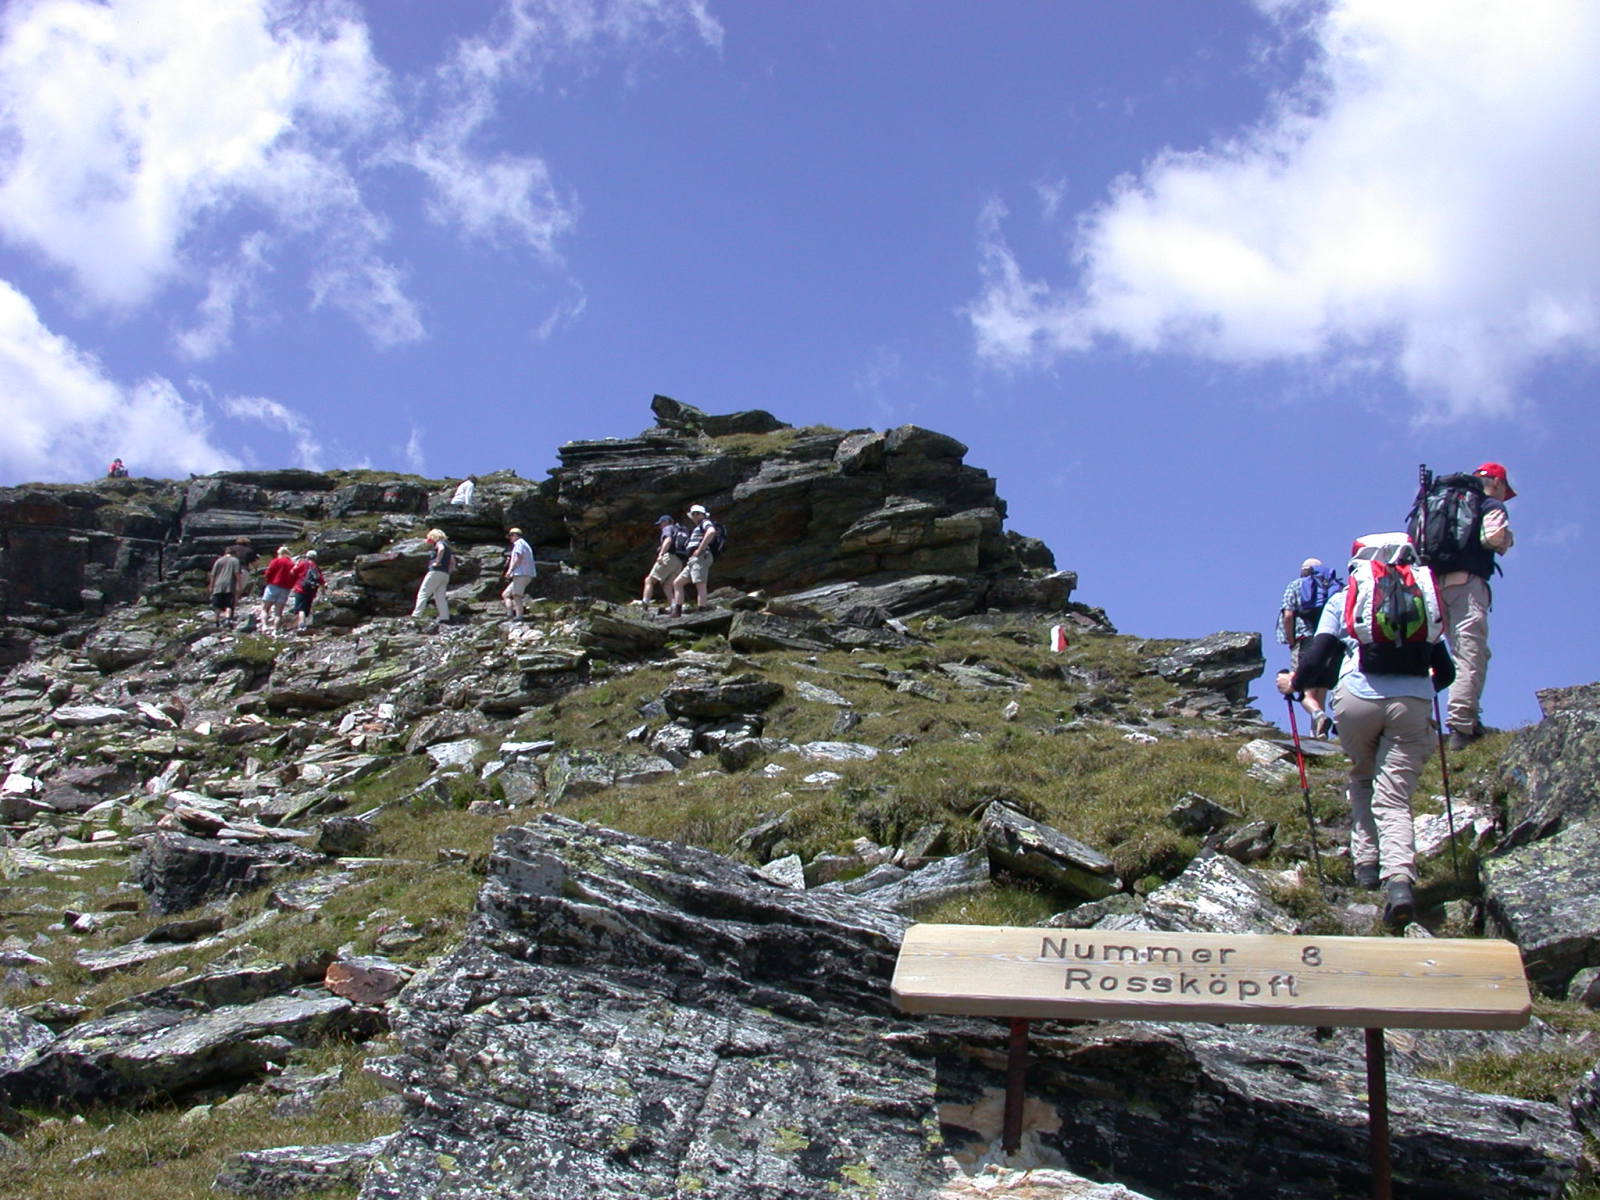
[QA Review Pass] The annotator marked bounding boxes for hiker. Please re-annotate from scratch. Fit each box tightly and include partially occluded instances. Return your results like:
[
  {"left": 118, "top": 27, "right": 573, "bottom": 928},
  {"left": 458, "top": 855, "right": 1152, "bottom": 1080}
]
[
  {"left": 641, "top": 515, "right": 684, "bottom": 608},
  {"left": 1440, "top": 463, "right": 1516, "bottom": 750},
  {"left": 502, "top": 526, "right": 537, "bottom": 620},
  {"left": 451, "top": 476, "right": 477, "bottom": 506},
  {"left": 288, "top": 550, "right": 323, "bottom": 634},
  {"left": 106, "top": 458, "right": 127, "bottom": 478},
  {"left": 1278, "top": 533, "right": 1455, "bottom": 928},
  {"left": 412, "top": 529, "right": 454, "bottom": 624},
  {"left": 1276, "top": 557, "right": 1341, "bottom": 738},
  {"left": 669, "top": 504, "right": 719, "bottom": 617},
  {"left": 260, "top": 545, "right": 296, "bottom": 632},
  {"left": 207, "top": 546, "right": 245, "bottom": 628}
]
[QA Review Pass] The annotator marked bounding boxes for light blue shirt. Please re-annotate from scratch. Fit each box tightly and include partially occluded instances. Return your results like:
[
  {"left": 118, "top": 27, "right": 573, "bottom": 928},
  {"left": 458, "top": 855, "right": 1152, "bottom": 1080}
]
[
  {"left": 507, "top": 537, "right": 536, "bottom": 577},
  {"left": 1313, "top": 592, "right": 1434, "bottom": 706}
]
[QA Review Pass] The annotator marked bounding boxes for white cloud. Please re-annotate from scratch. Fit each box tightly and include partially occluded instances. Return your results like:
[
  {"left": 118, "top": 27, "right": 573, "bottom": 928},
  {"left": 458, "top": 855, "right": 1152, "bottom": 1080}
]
[
  {"left": 0, "top": 278, "right": 238, "bottom": 481},
  {"left": 533, "top": 289, "right": 589, "bottom": 341},
  {"left": 970, "top": 0, "right": 1600, "bottom": 419},
  {"left": 221, "top": 394, "right": 325, "bottom": 470},
  {"left": 401, "top": 425, "right": 427, "bottom": 474},
  {"left": 172, "top": 233, "right": 274, "bottom": 361},
  {"left": 0, "top": 0, "right": 422, "bottom": 345},
  {"left": 395, "top": 0, "right": 721, "bottom": 257}
]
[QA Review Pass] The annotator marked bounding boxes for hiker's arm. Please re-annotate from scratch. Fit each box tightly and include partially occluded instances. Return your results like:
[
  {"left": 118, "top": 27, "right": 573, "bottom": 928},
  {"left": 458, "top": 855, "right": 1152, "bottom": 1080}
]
[
  {"left": 1429, "top": 642, "right": 1456, "bottom": 692},
  {"left": 1482, "top": 507, "right": 1513, "bottom": 553},
  {"left": 1288, "top": 633, "right": 1343, "bottom": 694},
  {"left": 1280, "top": 609, "right": 1296, "bottom": 644}
]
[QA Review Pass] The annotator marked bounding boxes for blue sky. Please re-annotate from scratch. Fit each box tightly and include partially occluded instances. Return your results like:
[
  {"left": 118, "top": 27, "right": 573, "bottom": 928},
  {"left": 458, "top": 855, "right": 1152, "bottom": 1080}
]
[{"left": 1, "top": 0, "right": 1595, "bottom": 732}]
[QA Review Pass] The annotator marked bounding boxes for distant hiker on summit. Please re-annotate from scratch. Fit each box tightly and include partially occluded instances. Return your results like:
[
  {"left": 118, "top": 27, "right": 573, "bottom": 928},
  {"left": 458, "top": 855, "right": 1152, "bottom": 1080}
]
[
  {"left": 1279, "top": 533, "right": 1455, "bottom": 929},
  {"left": 106, "top": 458, "right": 128, "bottom": 479},
  {"left": 641, "top": 514, "right": 684, "bottom": 609},
  {"left": 1406, "top": 462, "right": 1516, "bottom": 750},
  {"left": 502, "top": 527, "right": 536, "bottom": 620},
  {"left": 412, "top": 529, "right": 454, "bottom": 625},
  {"left": 451, "top": 477, "right": 477, "bottom": 506},
  {"left": 669, "top": 504, "right": 724, "bottom": 618},
  {"left": 1276, "top": 557, "right": 1341, "bottom": 739}
]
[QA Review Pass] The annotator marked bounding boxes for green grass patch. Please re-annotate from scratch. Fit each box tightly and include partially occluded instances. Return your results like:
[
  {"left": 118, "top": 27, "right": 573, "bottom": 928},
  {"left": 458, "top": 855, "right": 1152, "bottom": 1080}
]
[{"left": 1, "top": 1038, "right": 396, "bottom": 1200}]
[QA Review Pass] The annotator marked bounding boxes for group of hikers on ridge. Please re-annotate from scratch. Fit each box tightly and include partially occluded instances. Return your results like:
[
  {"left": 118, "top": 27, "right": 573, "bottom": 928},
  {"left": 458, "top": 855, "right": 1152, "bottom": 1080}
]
[
  {"left": 200, "top": 497, "right": 724, "bottom": 634},
  {"left": 1274, "top": 460, "right": 1517, "bottom": 929}
]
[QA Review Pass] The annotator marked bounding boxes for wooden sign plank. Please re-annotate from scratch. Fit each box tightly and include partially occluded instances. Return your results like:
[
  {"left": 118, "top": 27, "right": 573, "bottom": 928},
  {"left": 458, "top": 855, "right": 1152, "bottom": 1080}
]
[{"left": 890, "top": 924, "right": 1531, "bottom": 1030}]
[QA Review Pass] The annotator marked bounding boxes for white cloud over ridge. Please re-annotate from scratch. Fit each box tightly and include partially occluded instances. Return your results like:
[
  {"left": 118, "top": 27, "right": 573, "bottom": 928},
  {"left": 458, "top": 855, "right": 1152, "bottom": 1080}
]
[
  {"left": 0, "top": 279, "right": 239, "bottom": 481},
  {"left": 970, "top": 0, "right": 1600, "bottom": 418},
  {"left": 0, "top": 0, "right": 721, "bottom": 350},
  {"left": 0, "top": 0, "right": 397, "bottom": 323}
]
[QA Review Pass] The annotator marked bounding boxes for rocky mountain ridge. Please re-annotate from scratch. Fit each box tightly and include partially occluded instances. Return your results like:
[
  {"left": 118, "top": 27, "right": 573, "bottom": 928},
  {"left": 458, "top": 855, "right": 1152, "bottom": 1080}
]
[{"left": 1, "top": 399, "right": 1599, "bottom": 1199}]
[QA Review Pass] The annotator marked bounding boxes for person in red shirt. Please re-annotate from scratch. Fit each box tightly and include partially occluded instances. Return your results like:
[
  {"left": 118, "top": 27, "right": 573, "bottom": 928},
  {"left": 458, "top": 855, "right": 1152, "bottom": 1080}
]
[
  {"left": 288, "top": 550, "right": 324, "bottom": 635},
  {"left": 260, "top": 545, "right": 296, "bottom": 632}
]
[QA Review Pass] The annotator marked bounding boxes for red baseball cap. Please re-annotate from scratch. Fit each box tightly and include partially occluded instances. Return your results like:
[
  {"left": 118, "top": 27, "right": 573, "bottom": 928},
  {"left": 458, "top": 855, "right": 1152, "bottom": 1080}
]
[{"left": 1474, "top": 462, "right": 1517, "bottom": 499}]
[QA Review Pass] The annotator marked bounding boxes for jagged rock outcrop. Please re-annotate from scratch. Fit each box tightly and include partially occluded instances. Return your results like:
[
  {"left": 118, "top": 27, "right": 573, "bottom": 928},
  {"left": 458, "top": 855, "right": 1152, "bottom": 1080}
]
[
  {"left": 1483, "top": 682, "right": 1600, "bottom": 995},
  {"left": 3, "top": 399, "right": 1072, "bottom": 627}
]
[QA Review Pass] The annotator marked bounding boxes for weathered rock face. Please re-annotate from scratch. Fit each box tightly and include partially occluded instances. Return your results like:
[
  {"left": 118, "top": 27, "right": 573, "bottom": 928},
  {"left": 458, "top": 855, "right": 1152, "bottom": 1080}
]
[{"left": 1484, "top": 683, "right": 1600, "bottom": 995}]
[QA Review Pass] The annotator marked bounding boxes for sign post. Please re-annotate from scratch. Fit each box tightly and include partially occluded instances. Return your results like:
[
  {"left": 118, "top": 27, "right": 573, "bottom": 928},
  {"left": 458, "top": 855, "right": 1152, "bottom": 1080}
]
[{"left": 891, "top": 925, "right": 1532, "bottom": 1200}]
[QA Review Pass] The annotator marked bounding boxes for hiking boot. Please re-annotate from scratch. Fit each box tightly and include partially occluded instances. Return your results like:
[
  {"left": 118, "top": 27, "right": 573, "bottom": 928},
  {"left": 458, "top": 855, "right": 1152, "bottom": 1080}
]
[
  {"left": 1383, "top": 877, "right": 1415, "bottom": 928},
  {"left": 1447, "top": 729, "right": 1479, "bottom": 752},
  {"left": 1354, "top": 862, "right": 1381, "bottom": 890},
  {"left": 668, "top": 604, "right": 682, "bottom": 618}
]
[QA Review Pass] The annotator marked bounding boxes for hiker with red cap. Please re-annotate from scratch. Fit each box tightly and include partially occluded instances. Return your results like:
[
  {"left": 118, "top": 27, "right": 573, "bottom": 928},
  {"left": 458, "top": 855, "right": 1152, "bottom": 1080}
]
[{"left": 1437, "top": 462, "right": 1516, "bottom": 749}]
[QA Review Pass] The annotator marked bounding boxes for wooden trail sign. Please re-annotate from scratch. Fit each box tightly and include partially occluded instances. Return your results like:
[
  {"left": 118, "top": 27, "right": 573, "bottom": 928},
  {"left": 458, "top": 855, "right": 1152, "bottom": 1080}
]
[
  {"left": 891, "top": 925, "right": 1531, "bottom": 1030},
  {"left": 890, "top": 924, "right": 1532, "bottom": 1200}
]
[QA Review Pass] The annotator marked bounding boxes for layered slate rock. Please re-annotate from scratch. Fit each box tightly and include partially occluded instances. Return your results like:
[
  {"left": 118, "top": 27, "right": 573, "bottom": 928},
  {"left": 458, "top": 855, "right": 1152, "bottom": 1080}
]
[
  {"left": 1484, "top": 681, "right": 1600, "bottom": 995},
  {"left": 360, "top": 816, "right": 1579, "bottom": 1200},
  {"left": 1150, "top": 632, "right": 1266, "bottom": 702},
  {"left": 136, "top": 831, "right": 324, "bottom": 916},
  {"left": 1, "top": 992, "right": 369, "bottom": 1107},
  {"left": 361, "top": 815, "right": 948, "bottom": 1200},
  {"left": 980, "top": 802, "right": 1118, "bottom": 901},
  {"left": 549, "top": 399, "right": 1057, "bottom": 602}
]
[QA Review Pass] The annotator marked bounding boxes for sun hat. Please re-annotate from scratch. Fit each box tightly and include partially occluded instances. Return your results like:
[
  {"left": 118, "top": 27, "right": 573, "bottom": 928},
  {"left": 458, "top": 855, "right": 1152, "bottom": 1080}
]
[
  {"left": 656, "top": 514, "right": 675, "bottom": 525},
  {"left": 688, "top": 504, "right": 708, "bottom": 515}
]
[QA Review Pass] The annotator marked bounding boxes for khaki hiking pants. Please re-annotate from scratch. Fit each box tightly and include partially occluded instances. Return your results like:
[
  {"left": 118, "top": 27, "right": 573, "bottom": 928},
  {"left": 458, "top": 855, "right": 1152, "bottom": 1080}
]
[
  {"left": 1442, "top": 575, "right": 1490, "bottom": 736},
  {"left": 1334, "top": 685, "right": 1435, "bottom": 884},
  {"left": 412, "top": 569, "right": 450, "bottom": 620}
]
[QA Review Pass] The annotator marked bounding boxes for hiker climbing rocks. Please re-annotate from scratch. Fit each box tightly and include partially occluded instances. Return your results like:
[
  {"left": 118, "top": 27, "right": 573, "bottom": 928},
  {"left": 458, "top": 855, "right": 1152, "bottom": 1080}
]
[
  {"left": 260, "top": 545, "right": 296, "bottom": 632},
  {"left": 106, "top": 457, "right": 127, "bottom": 478},
  {"left": 669, "top": 504, "right": 723, "bottom": 617},
  {"left": 1279, "top": 532, "right": 1454, "bottom": 928},
  {"left": 1277, "top": 557, "right": 1341, "bottom": 739},
  {"left": 412, "top": 529, "right": 454, "bottom": 624},
  {"left": 288, "top": 550, "right": 323, "bottom": 634},
  {"left": 207, "top": 547, "right": 244, "bottom": 628},
  {"left": 502, "top": 527, "right": 536, "bottom": 620},
  {"left": 451, "top": 476, "right": 477, "bottom": 506},
  {"left": 1407, "top": 462, "right": 1515, "bottom": 750},
  {"left": 641, "top": 515, "right": 684, "bottom": 608}
]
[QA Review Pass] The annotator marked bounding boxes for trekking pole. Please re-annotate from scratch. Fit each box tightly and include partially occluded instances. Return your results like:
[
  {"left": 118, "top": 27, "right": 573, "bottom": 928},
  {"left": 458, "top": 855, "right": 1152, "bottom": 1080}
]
[
  {"left": 1432, "top": 692, "right": 1463, "bottom": 885},
  {"left": 1284, "top": 696, "right": 1326, "bottom": 889}
]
